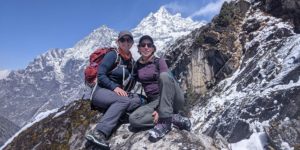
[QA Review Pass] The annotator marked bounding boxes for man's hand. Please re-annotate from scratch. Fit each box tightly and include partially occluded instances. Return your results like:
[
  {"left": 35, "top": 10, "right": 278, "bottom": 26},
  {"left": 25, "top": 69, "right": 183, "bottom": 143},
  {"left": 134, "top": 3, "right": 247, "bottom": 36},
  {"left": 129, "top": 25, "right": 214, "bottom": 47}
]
[
  {"left": 114, "top": 87, "right": 128, "bottom": 96},
  {"left": 152, "top": 111, "right": 159, "bottom": 124}
]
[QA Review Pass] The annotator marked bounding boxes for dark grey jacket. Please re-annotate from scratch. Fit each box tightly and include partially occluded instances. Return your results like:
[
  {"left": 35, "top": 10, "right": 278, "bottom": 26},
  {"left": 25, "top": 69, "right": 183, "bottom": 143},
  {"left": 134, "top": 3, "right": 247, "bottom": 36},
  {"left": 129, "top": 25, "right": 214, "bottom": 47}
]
[{"left": 97, "top": 50, "right": 134, "bottom": 91}]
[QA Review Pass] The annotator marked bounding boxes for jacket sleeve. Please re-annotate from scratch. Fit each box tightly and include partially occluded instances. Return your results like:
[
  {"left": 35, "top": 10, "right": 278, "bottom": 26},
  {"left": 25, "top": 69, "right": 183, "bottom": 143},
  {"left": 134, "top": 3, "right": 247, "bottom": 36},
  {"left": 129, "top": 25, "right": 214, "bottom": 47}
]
[
  {"left": 132, "top": 60, "right": 139, "bottom": 82},
  {"left": 97, "top": 51, "right": 120, "bottom": 91},
  {"left": 159, "top": 57, "right": 169, "bottom": 73}
]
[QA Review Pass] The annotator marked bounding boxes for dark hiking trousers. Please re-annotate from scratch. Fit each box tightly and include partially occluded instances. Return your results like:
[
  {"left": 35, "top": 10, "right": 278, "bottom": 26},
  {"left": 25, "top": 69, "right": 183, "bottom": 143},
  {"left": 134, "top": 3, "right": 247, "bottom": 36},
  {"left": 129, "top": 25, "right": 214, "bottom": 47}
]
[
  {"left": 92, "top": 87, "right": 141, "bottom": 137},
  {"left": 129, "top": 72, "right": 185, "bottom": 128}
]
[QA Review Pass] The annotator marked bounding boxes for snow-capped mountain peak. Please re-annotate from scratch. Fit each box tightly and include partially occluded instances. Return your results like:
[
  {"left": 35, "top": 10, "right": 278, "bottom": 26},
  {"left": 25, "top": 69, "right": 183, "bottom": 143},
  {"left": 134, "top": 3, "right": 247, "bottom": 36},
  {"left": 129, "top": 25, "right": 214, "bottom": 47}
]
[
  {"left": 70, "top": 25, "right": 117, "bottom": 61},
  {"left": 26, "top": 48, "right": 66, "bottom": 81},
  {"left": 133, "top": 6, "right": 204, "bottom": 37},
  {"left": 131, "top": 6, "right": 205, "bottom": 58},
  {"left": 153, "top": 6, "right": 173, "bottom": 18}
]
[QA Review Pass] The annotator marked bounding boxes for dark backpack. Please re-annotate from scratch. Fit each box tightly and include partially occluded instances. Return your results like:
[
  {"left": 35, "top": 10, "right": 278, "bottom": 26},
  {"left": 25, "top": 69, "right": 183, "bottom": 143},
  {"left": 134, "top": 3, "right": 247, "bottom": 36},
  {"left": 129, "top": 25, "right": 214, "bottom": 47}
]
[{"left": 84, "top": 47, "right": 119, "bottom": 88}]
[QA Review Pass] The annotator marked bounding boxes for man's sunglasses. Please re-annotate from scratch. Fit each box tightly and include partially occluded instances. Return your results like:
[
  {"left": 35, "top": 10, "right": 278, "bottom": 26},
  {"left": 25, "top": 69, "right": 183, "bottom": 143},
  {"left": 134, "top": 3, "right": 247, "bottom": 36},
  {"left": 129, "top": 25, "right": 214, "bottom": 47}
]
[
  {"left": 119, "top": 37, "right": 133, "bottom": 43},
  {"left": 138, "top": 43, "right": 154, "bottom": 48}
]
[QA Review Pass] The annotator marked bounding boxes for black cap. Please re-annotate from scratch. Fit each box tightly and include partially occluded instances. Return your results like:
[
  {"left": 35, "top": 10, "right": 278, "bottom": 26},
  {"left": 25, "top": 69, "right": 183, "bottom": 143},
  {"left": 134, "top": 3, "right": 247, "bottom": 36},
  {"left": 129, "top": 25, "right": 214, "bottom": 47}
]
[
  {"left": 138, "top": 35, "right": 156, "bottom": 51},
  {"left": 138, "top": 35, "right": 154, "bottom": 44},
  {"left": 118, "top": 31, "right": 133, "bottom": 40}
]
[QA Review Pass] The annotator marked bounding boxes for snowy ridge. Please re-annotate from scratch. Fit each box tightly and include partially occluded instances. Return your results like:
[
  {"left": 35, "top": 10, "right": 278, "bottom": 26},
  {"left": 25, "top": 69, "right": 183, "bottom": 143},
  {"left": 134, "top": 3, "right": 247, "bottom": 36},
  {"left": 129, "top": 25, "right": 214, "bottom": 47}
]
[
  {"left": 67, "top": 26, "right": 118, "bottom": 61},
  {"left": 0, "top": 69, "right": 11, "bottom": 80},
  {"left": 0, "top": 108, "right": 58, "bottom": 149},
  {"left": 26, "top": 48, "right": 66, "bottom": 82}
]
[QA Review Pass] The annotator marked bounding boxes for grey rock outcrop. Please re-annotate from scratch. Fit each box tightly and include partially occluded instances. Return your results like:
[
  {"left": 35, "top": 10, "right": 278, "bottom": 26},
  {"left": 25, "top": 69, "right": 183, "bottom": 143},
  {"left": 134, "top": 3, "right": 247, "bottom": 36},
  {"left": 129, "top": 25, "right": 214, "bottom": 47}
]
[
  {"left": 262, "top": 0, "right": 300, "bottom": 33},
  {"left": 165, "top": 0, "right": 251, "bottom": 98}
]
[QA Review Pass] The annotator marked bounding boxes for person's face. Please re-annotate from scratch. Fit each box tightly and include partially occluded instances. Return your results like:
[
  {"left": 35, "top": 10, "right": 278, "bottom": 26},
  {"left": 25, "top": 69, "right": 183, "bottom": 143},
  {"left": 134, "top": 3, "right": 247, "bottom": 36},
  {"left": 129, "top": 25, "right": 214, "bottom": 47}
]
[
  {"left": 117, "top": 35, "right": 133, "bottom": 51},
  {"left": 138, "top": 39, "right": 155, "bottom": 58}
]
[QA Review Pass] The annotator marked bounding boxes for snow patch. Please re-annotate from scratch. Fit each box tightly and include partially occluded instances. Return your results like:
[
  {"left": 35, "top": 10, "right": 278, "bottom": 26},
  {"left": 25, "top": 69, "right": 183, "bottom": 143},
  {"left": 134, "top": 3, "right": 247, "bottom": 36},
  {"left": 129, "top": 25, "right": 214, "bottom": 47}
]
[
  {"left": 229, "top": 132, "right": 268, "bottom": 150},
  {"left": 0, "top": 69, "right": 11, "bottom": 79},
  {"left": 281, "top": 142, "right": 294, "bottom": 150},
  {"left": 53, "top": 110, "right": 66, "bottom": 118}
]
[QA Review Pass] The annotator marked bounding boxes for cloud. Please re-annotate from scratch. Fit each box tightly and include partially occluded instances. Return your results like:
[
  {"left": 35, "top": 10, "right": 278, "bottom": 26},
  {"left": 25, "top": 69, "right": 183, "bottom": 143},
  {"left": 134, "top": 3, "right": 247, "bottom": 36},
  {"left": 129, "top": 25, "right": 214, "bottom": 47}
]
[
  {"left": 163, "top": 2, "right": 188, "bottom": 14},
  {"left": 189, "top": 0, "right": 227, "bottom": 18}
]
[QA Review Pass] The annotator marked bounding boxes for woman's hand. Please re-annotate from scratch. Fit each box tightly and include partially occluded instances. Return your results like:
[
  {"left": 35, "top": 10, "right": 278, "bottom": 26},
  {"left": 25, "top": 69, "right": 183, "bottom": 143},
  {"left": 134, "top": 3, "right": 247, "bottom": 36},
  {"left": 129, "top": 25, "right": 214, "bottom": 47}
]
[
  {"left": 114, "top": 87, "right": 128, "bottom": 96},
  {"left": 152, "top": 111, "right": 159, "bottom": 124}
]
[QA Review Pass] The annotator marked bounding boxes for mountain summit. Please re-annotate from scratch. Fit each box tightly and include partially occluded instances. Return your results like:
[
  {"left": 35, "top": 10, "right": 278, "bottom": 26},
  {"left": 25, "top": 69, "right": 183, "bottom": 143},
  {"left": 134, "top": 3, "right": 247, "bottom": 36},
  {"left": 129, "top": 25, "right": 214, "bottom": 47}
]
[{"left": 132, "top": 6, "right": 205, "bottom": 57}]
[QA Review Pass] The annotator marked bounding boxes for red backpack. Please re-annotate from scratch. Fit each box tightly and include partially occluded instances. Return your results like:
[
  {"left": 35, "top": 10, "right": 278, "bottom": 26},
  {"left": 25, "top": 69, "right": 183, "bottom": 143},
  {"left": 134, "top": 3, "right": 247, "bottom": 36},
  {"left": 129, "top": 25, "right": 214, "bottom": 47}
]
[{"left": 84, "top": 47, "right": 119, "bottom": 87}]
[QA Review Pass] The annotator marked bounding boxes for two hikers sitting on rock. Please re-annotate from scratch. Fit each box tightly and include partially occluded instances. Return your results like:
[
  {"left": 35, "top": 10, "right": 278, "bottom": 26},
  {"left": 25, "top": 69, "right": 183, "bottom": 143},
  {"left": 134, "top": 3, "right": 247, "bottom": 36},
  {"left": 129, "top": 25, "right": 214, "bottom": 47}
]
[{"left": 85, "top": 31, "right": 191, "bottom": 148}]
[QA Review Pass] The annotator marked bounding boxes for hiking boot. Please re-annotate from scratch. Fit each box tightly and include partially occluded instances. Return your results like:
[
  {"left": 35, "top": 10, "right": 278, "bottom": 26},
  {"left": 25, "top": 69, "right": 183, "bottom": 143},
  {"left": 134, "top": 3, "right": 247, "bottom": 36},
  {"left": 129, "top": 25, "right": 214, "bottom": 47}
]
[
  {"left": 85, "top": 130, "right": 109, "bottom": 149},
  {"left": 172, "top": 114, "right": 191, "bottom": 131},
  {"left": 148, "top": 117, "right": 172, "bottom": 142}
]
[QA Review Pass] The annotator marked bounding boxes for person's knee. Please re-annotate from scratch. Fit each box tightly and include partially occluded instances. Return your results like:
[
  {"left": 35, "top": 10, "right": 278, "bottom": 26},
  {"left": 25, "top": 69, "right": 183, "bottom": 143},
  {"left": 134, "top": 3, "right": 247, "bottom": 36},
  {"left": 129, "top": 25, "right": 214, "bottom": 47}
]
[
  {"left": 129, "top": 113, "right": 140, "bottom": 127},
  {"left": 127, "top": 100, "right": 141, "bottom": 112},
  {"left": 108, "top": 97, "right": 130, "bottom": 111},
  {"left": 117, "top": 97, "right": 131, "bottom": 105}
]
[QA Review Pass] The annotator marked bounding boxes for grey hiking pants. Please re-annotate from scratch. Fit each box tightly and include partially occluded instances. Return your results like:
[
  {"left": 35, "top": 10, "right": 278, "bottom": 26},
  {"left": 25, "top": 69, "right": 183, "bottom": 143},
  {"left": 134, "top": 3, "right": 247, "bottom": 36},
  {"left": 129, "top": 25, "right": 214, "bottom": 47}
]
[
  {"left": 92, "top": 86, "right": 141, "bottom": 136},
  {"left": 129, "top": 72, "right": 185, "bottom": 128}
]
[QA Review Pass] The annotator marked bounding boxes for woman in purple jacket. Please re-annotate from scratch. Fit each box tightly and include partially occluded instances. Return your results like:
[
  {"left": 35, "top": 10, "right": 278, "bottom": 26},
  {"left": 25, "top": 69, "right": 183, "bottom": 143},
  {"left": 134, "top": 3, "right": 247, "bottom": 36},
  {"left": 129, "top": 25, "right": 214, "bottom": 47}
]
[{"left": 129, "top": 35, "right": 191, "bottom": 142}]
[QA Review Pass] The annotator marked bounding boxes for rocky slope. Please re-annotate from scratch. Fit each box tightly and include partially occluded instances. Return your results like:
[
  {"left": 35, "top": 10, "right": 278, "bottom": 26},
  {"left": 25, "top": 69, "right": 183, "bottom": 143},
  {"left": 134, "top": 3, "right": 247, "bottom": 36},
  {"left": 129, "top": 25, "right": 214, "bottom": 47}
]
[
  {"left": 2, "top": 100, "right": 227, "bottom": 150},
  {"left": 0, "top": 116, "right": 19, "bottom": 147},
  {"left": 165, "top": 0, "right": 300, "bottom": 149}
]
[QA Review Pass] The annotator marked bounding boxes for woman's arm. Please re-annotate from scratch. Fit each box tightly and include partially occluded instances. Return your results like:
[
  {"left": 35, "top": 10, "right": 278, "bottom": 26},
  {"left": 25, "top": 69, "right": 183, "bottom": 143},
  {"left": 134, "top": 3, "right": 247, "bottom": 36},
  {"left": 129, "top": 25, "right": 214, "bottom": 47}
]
[
  {"left": 158, "top": 57, "right": 169, "bottom": 73},
  {"left": 97, "top": 51, "right": 119, "bottom": 90}
]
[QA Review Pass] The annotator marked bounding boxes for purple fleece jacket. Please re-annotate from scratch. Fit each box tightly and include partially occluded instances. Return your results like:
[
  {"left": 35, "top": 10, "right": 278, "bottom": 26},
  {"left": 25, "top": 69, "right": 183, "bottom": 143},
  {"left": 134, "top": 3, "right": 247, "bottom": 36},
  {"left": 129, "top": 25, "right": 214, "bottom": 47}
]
[{"left": 136, "top": 57, "right": 168, "bottom": 100}]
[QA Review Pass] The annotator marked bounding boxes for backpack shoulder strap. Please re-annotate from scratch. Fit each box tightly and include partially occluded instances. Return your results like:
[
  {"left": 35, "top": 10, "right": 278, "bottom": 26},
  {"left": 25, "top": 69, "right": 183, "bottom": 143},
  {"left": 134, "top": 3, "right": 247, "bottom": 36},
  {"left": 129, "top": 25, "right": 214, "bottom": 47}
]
[
  {"left": 102, "top": 48, "right": 121, "bottom": 74},
  {"left": 154, "top": 57, "right": 160, "bottom": 73},
  {"left": 109, "top": 48, "right": 120, "bottom": 64},
  {"left": 109, "top": 48, "right": 122, "bottom": 67}
]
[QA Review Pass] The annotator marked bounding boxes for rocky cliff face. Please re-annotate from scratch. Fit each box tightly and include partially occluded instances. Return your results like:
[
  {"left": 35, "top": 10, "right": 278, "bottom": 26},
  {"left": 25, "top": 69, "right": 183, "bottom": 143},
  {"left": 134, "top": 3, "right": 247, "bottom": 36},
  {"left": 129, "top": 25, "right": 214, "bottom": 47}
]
[
  {"left": 165, "top": 0, "right": 300, "bottom": 149},
  {"left": 262, "top": 0, "right": 300, "bottom": 33},
  {"left": 165, "top": 0, "right": 251, "bottom": 96},
  {"left": 0, "top": 116, "right": 19, "bottom": 147}
]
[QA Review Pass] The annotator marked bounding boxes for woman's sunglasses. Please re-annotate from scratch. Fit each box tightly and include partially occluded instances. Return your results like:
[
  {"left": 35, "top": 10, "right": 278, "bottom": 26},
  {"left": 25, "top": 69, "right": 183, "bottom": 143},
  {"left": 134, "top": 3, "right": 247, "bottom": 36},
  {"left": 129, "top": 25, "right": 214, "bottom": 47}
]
[
  {"left": 138, "top": 43, "right": 154, "bottom": 48},
  {"left": 119, "top": 37, "right": 133, "bottom": 43}
]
